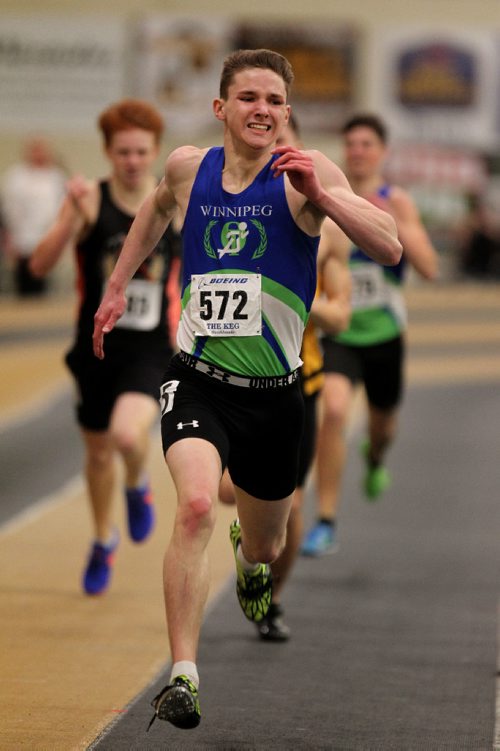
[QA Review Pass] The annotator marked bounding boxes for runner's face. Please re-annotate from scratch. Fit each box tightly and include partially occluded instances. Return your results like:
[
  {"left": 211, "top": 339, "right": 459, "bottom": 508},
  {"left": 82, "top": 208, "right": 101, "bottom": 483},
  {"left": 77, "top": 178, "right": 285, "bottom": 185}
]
[
  {"left": 216, "top": 67, "right": 289, "bottom": 150},
  {"left": 343, "top": 126, "right": 386, "bottom": 181},
  {"left": 106, "top": 129, "right": 159, "bottom": 188}
]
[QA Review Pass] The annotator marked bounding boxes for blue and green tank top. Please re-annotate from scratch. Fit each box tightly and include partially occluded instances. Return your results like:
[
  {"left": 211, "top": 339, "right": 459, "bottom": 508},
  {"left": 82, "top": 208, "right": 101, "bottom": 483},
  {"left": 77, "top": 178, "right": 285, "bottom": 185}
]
[
  {"left": 335, "top": 185, "right": 407, "bottom": 347},
  {"left": 178, "top": 147, "right": 319, "bottom": 376}
]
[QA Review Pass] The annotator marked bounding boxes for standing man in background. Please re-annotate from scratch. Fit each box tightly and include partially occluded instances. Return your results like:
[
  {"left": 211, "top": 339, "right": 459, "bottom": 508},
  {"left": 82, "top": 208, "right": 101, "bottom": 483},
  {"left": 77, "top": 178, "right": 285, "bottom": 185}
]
[
  {"left": 30, "top": 99, "right": 180, "bottom": 595},
  {"left": 302, "top": 113, "right": 439, "bottom": 557},
  {"left": 1, "top": 137, "right": 66, "bottom": 295}
]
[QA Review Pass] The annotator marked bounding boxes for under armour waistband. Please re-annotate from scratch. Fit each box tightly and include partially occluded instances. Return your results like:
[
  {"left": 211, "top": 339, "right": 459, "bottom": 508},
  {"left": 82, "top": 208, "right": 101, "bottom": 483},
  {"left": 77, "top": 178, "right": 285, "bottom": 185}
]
[{"left": 178, "top": 351, "right": 299, "bottom": 389}]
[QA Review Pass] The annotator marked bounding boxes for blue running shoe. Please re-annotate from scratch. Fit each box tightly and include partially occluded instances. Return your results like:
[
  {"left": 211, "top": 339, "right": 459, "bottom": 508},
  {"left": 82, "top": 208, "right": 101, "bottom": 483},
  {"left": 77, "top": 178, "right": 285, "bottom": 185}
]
[
  {"left": 82, "top": 529, "right": 119, "bottom": 595},
  {"left": 126, "top": 481, "right": 155, "bottom": 542},
  {"left": 301, "top": 521, "right": 337, "bottom": 557}
]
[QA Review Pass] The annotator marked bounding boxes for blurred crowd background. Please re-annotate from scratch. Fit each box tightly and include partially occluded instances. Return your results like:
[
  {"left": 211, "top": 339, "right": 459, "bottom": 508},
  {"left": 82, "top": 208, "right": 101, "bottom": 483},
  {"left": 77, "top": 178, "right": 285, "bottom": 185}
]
[{"left": 1, "top": 0, "right": 500, "bottom": 295}]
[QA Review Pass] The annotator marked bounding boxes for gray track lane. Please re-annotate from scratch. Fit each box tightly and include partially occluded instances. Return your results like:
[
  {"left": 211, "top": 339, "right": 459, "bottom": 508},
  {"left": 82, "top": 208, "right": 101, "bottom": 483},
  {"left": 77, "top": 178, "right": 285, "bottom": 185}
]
[
  {"left": 0, "top": 319, "right": 80, "bottom": 523},
  {"left": 0, "top": 388, "right": 81, "bottom": 524},
  {"left": 90, "top": 380, "right": 499, "bottom": 750}
]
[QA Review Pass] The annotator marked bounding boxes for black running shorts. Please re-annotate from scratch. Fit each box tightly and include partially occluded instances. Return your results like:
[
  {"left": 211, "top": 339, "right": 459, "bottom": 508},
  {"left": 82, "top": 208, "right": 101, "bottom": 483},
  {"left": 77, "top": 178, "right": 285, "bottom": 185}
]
[
  {"left": 321, "top": 335, "right": 404, "bottom": 410},
  {"left": 65, "top": 344, "right": 172, "bottom": 431},
  {"left": 160, "top": 354, "right": 305, "bottom": 500}
]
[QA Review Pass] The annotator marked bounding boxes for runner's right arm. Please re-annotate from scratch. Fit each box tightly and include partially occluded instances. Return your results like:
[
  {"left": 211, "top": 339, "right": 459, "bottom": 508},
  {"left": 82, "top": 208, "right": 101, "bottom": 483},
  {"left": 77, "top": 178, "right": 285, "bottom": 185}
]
[{"left": 30, "top": 176, "right": 96, "bottom": 277}]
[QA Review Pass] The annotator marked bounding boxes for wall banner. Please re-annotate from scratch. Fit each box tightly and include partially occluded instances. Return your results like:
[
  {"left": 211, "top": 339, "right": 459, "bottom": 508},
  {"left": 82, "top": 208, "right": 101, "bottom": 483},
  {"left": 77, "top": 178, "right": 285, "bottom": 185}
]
[
  {"left": 371, "top": 28, "right": 500, "bottom": 150},
  {"left": 0, "top": 16, "right": 126, "bottom": 133},
  {"left": 133, "top": 16, "right": 234, "bottom": 140}
]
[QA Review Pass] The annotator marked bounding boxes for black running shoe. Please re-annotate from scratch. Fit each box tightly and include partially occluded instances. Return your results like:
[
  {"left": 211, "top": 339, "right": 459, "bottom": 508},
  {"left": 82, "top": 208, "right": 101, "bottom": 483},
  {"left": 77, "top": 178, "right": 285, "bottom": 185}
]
[
  {"left": 229, "top": 519, "right": 272, "bottom": 623},
  {"left": 147, "top": 675, "right": 201, "bottom": 731},
  {"left": 257, "top": 603, "right": 291, "bottom": 642}
]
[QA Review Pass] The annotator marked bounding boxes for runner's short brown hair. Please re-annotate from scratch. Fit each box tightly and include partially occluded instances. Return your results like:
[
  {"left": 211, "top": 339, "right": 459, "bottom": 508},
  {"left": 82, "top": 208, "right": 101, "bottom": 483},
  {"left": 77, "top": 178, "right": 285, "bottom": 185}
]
[
  {"left": 219, "top": 49, "right": 294, "bottom": 99},
  {"left": 341, "top": 113, "right": 388, "bottom": 144}
]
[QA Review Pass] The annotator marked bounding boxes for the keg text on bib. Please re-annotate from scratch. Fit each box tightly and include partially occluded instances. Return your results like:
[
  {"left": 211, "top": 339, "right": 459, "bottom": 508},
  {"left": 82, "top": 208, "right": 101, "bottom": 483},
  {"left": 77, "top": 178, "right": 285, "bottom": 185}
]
[{"left": 190, "top": 273, "right": 262, "bottom": 337}]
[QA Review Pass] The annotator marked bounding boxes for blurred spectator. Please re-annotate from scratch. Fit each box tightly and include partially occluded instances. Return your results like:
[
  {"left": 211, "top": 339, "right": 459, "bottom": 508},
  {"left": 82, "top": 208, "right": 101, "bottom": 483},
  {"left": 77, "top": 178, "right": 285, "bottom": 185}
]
[
  {"left": 459, "top": 181, "right": 500, "bottom": 280},
  {"left": 0, "top": 137, "right": 67, "bottom": 295},
  {"left": 0, "top": 211, "right": 8, "bottom": 293}
]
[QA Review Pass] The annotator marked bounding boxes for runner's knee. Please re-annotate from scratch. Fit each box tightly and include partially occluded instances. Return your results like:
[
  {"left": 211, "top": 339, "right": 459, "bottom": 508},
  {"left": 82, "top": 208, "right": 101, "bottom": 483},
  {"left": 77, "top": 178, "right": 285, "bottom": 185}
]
[
  {"left": 112, "top": 424, "right": 143, "bottom": 457},
  {"left": 178, "top": 493, "right": 216, "bottom": 538},
  {"left": 322, "top": 398, "right": 348, "bottom": 429},
  {"left": 86, "top": 444, "right": 114, "bottom": 473},
  {"left": 243, "top": 533, "right": 286, "bottom": 565}
]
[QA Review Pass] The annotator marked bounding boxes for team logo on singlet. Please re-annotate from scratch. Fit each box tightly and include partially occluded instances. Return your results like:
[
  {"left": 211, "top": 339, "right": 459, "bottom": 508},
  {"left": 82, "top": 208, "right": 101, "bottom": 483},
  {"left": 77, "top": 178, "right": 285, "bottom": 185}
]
[{"left": 203, "top": 220, "right": 267, "bottom": 261}]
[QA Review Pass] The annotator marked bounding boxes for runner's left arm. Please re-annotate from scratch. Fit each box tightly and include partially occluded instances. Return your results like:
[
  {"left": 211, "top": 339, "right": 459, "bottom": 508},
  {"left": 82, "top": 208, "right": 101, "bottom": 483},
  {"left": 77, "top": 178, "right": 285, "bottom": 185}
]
[
  {"left": 272, "top": 145, "right": 402, "bottom": 266},
  {"left": 387, "top": 188, "right": 439, "bottom": 280}
]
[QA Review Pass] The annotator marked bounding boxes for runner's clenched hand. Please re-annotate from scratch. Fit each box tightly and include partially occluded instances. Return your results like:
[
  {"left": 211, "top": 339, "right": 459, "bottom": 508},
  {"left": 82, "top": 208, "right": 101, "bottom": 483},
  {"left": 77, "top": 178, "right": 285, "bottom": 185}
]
[
  {"left": 271, "top": 146, "right": 323, "bottom": 204},
  {"left": 93, "top": 286, "right": 127, "bottom": 359}
]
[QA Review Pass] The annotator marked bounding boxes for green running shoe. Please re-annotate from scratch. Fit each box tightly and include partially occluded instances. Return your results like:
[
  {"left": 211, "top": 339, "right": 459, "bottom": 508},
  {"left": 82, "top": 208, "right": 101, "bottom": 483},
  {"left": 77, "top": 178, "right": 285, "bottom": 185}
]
[
  {"left": 229, "top": 519, "right": 272, "bottom": 623},
  {"left": 148, "top": 675, "right": 201, "bottom": 731},
  {"left": 361, "top": 440, "right": 391, "bottom": 501}
]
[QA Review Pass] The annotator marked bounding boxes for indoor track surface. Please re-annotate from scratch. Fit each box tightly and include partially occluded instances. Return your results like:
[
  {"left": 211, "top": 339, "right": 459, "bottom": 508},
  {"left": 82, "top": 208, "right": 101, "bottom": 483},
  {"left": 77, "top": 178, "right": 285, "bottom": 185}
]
[{"left": 0, "top": 282, "right": 499, "bottom": 750}]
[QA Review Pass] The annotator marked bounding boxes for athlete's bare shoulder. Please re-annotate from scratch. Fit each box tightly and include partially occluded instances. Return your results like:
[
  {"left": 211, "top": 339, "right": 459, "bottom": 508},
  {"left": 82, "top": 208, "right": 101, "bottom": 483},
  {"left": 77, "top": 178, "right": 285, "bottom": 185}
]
[
  {"left": 165, "top": 145, "right": 210, "bottom": 185},
  {"left": 160, "top": 146, "right": 211, "bottom": 219},
  {"left": 384, "top": 183, "right": 417, "bottom": 216}
]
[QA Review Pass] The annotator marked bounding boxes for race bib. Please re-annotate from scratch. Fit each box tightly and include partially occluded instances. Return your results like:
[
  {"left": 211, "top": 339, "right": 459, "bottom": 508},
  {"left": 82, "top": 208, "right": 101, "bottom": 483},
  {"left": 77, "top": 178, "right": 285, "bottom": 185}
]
[
  {"left": 190, "top": 273, "right": 262, "bottom": 337},
  {"left": 115, "top": 278, "right": 162, "bottom": 331},
  {"left": 351, "top": 265, "right": 387, "bottom": 310}
]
